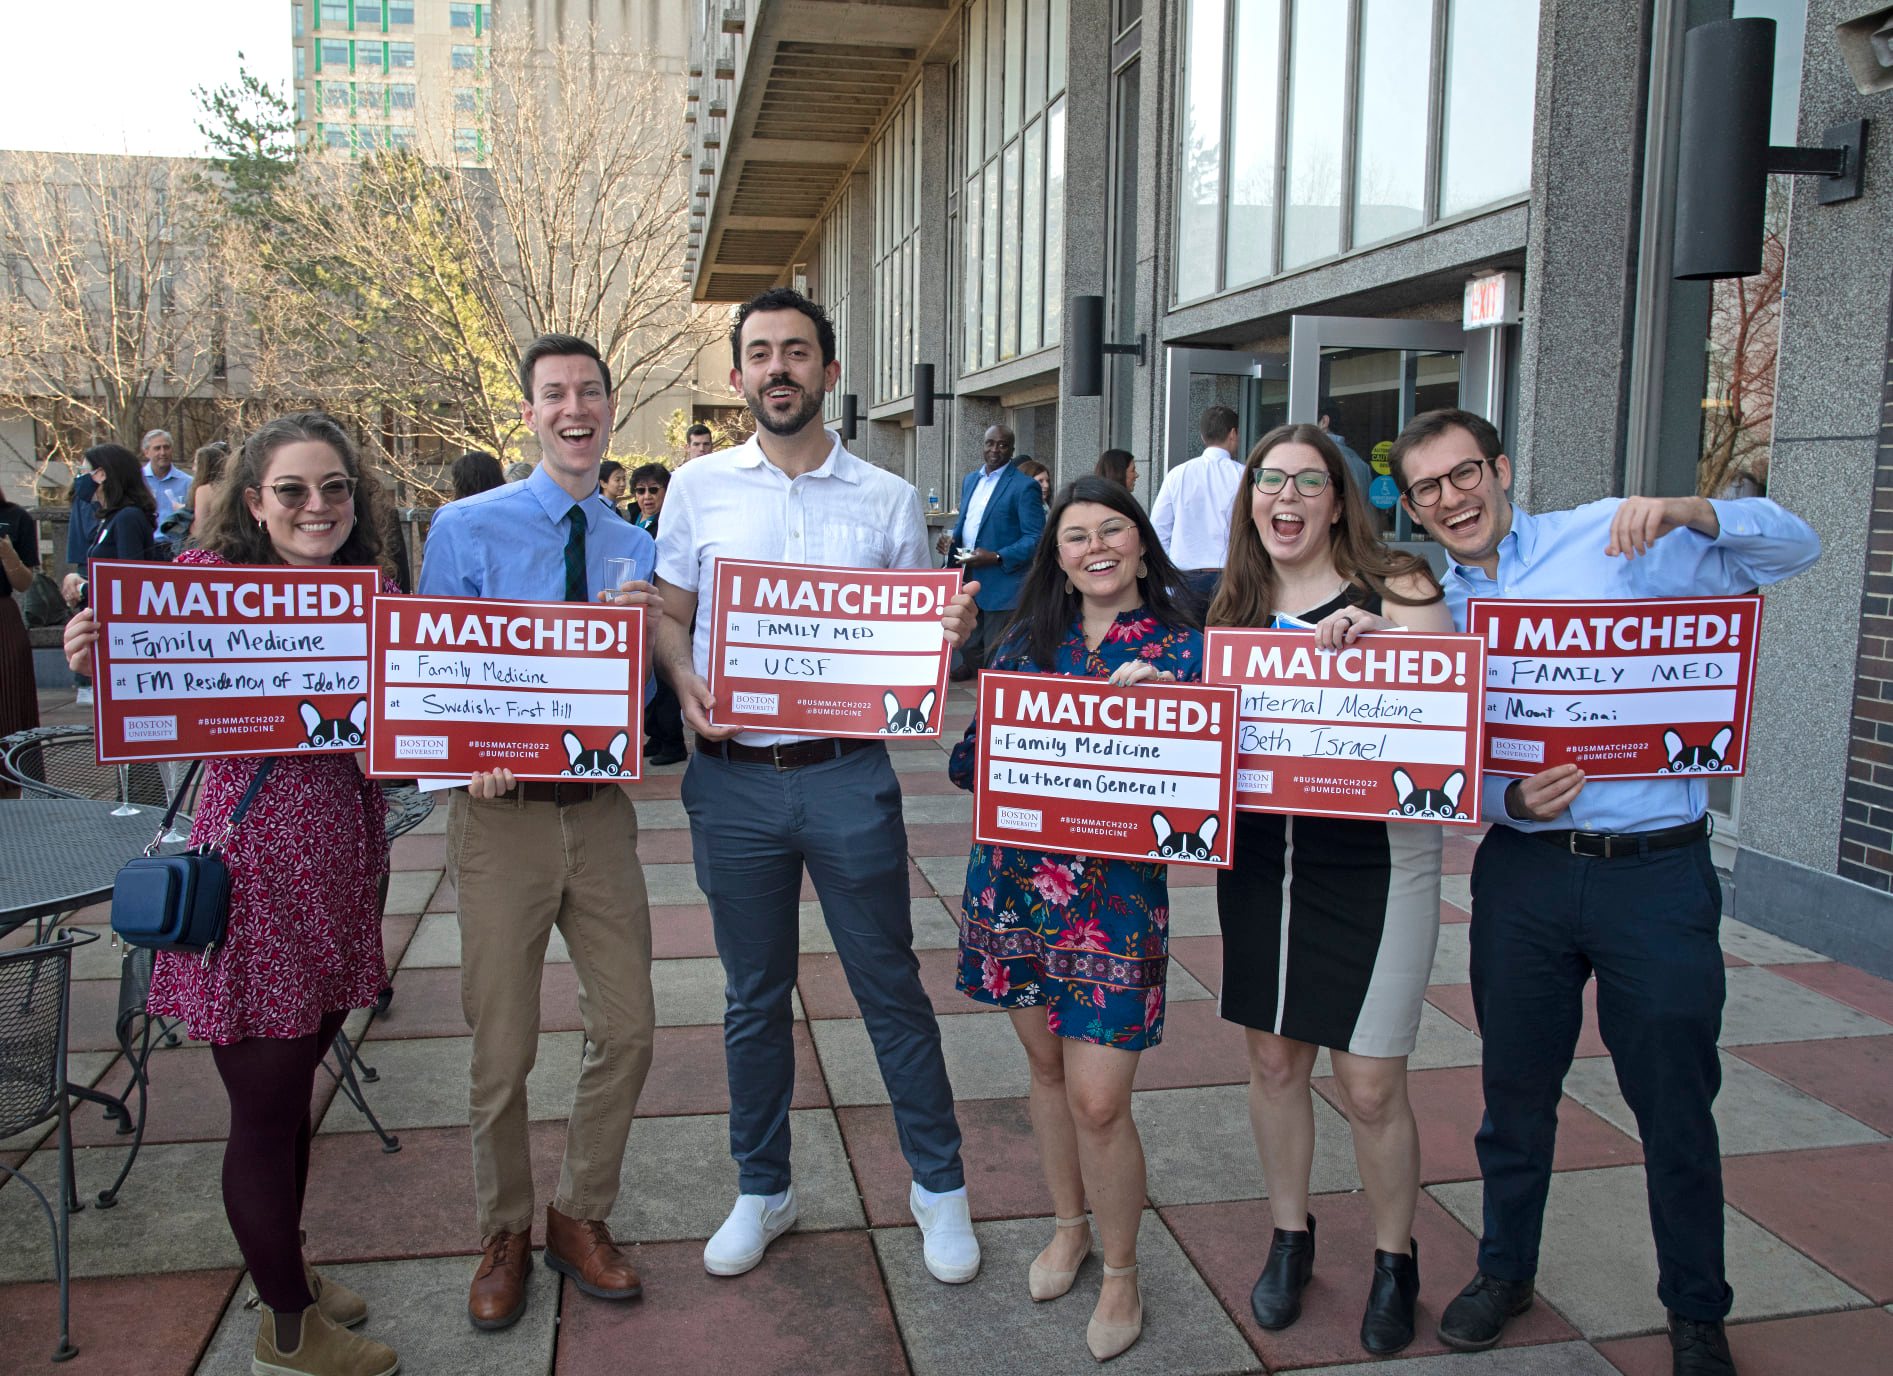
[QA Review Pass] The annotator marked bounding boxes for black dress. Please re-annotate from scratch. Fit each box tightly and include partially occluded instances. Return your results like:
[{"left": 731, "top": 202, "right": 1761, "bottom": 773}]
[
  {"left": 1215, "top": 588, "right": 1444, "bottom": 1056},
  {"left": 0, "top": 500, "right": 39, "bottom": 736}
]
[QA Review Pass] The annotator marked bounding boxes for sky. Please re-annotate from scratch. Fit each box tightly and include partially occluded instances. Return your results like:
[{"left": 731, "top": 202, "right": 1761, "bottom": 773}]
[{"left": 0, "top": 2, "right": 291, "bottom": 158}]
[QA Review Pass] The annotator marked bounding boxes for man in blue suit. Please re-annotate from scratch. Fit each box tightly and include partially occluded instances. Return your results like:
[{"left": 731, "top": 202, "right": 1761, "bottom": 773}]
[{"left": 935, "top": 424, "right": 1045, "bottom": 679}]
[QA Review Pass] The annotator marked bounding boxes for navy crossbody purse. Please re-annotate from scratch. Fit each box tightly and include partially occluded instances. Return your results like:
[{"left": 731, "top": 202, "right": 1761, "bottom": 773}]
[{"left": 110, "top": 758, "right": 276, "bottom": 956}]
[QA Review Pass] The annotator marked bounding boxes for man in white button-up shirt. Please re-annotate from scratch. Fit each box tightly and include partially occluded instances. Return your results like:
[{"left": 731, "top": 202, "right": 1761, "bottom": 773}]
[
  {"left": 654, "top": 288, "right": 983, "bottom": 1289},
  {"left": 1149, "top": 404, "right": 1243, "bottom": 601}
]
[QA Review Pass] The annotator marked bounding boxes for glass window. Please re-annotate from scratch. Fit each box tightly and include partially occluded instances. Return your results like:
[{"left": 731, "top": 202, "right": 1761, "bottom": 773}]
[
  {"left": 388, "top": 1, "right": 414, "bottom": 24},
  {"left": 1225, "top": 0, "right": 1282, "bottom": 285},
  {"left": 296, "top": 86, "right": 309, "bottom": 121},
  {"left": 451, "top": 3, "right": 477, "bottom": 29},
  {"left": 452, "top": 44, "right": 478, "bottom": 71},
  {"left": 1004, "top": 0, "right": 1025, "bottom": 140},
  {"left": 454, "top": 87, "right": 479, "bottom": 114},
  {"left": 388, "top": 41, "right": 414, "bottom": 68},
  {"left": 963, "top": 175, "right": 983, "bottom": 372},
  {"left": 389, "top": 83, "right": 416, "bottom": 110},
  {"left": 292, "top": 4, "right": 304, "bottom": 38},
  {"left": 357, "top": 42, "right": 384, "bottom": 70},
  {"left": 981, "top": 161, "right": 999, "bottom": 367},
  {"left": 964, "top": 0, "right": 985, "bottom": 175},
  {"left": 1281, "top": 0, "right": 1345, "bottom": 270},
  {"left": 1353, "top": 0, "right": 1431, "bottom": 244},
  {"left": 1049, "top": 0, "right": 1068, "bottom": 96},
  {"left": 296, "top": 45, "right": 306, "bottom": 78},
  {"left": 356, "top": 1, "right": 382, "bottom": 26},
  {"left": 357, "top": 125, "right": 382, "bottom": 152},
  {"left": 320, "top": 80, "right": 351, "bottom": 115},
  {"left": 1001, "top": 140, "right": 1021, "bottom": 359},
  {"left": 1044, "top": 98, "right": 1065, "bottom": 346},
  {"left": 1026, "top": 0, "right": 1047, "bottom": 118},
  {"left": 323, "top": 125, "right": 349, "bottom": 150},
  {"left": 1174, "top": 0, "right": 1225, "bottom": 302},
  {"left": 454, "top": 127, "right": 481, "bottom": 156},
  {"left": 320, "top": 39, "right": 349, "bottom": 69},
  {"left": 388, "top": 125, "right": 414, "bottom": 150},
  {"left": 1439, "top": 0, "right": 1539, "bottom": 216},
  {"left": 1021, "top": 118, "right": 1044, "bottom": 357},
  {"left": 319, "top": 1, "right": 347, "bottom": 25}
]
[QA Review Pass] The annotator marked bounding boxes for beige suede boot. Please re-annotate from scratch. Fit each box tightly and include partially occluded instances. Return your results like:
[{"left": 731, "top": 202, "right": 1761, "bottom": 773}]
[{"left": 252, "top": 1304, "right": 398, "bottom": 1376}]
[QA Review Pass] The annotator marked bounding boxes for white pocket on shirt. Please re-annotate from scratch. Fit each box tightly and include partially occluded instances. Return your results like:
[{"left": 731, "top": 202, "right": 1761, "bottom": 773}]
[{"left": 818, "top": 522, "right": 893, "bottom": 566}]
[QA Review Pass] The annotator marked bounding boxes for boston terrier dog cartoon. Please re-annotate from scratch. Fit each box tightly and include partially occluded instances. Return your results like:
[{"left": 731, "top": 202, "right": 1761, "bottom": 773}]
[
  {"left": 881, "top": 689, "right": 938, "bottom": 735},
  {"left": 1661, "top": 726, "right": 1735, "bottom": 773},
  {"left": 562, "top": 729, "right": 631, "bottom": 777},
  {"left": 1388, "top": 767, "right": 1468, "bottom": 820},
  {"left": 1149, "top": 812, "right": 1221, "bottom": 863},
  {"left": 298, "top": 699, "right": 367, "bottom": 748}
]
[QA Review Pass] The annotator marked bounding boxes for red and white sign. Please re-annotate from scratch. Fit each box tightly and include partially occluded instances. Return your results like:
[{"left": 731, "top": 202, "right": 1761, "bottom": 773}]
[
  {"left": 90, "top": 560, "right": 379, "bottom": 762},
  {"left": 367, "top": 595, "right": 644, "bottom": 781},
  {"left": 1465, "top": 595, "right": 1762, "bottom": 779},
  {"left": 1206, "top": 628, "right": 1487, "bottom": 825},
  {"left": 973, "top": 671, "right": 1240, "bottom": 868},
  {"left": 707, "top": 559, "right": 960, "bottom": 738}
]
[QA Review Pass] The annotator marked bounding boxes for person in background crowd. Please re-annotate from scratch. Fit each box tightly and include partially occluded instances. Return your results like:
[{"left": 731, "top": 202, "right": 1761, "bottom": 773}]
[
  {"left": 599, "top": 460, "right": 630, "bottom": 515},
  {"left": 628, "top": 463, "right": 669, "bottom": 536},
  {"left": 654, "top": 287, "right": 982, "bottom": 1288},
  {"left": 1386, "top": 407, "right": 1820, "bottom": 1376},
  {"left": 141, "top": 428, "right": 192, "bottom": 527},
  {"left": 1016, "top": 457, "right": 1052, "bottom": 506},
  {"left": 1317, "top": 398, "right": 1375, "bottom": 496},
  {"left": 682, "top": 422, "right": 715, "bottom": 463},
  {"left": 65, "top": 413, "right": 401, "bottom": 1376},
  {"left": 504, "top": 460, "right": 535, "bottom": 483},
  {"left": 1095, "top": 449, "right": 1137, "bottom": 492},
  {"left": 188, "top": 441, "right": 230, "bottom": 543},
  {"left": 64, "top": 445, "right": 160, "bottom": 612},
  {"left": 0, "top": 481, "right": 41, "bottom": 742},
  {"left": 950, "top": 475, "right": 1201, "bottom": 1362},
  {"left": 63, "top": 467, "right": 101, "bottom": 704},
  {"left": 1208, "top": 424, "right": 1453, "bottom": 1356},
  {"left": 1149, "top": 404, "right": 1243, "bottom": 604},
  {"left": 934, "top": 424, "right": 1045, "bottom": 681},
  {"left": 450, "top": 451, "right": 506, "bottom": 502},
  {"left": 420, "top": 334, "right": 662, "bottom": 1335},
  {"left": 628, "top": 463, "right": 684, "bottom": 765}
]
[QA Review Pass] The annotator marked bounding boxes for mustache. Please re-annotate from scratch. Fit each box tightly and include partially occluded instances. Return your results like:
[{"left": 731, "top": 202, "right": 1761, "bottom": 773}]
[{"left": 760, "top": 374, "right": 802, "bottom": 394}]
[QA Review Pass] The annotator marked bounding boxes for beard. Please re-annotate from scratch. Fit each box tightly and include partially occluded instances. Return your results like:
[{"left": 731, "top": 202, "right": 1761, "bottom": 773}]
[{"left": 744, "top": 374, "right": 825, "bottom": 437}]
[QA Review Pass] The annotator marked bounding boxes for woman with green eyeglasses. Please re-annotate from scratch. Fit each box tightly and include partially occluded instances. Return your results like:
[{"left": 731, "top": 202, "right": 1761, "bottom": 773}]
[
  {"left": 1206, "top": 424, "right": 1454, "bottom": 1356},
  {"left": 64, "top": 413, "right": 400, "bottom": 1376}
]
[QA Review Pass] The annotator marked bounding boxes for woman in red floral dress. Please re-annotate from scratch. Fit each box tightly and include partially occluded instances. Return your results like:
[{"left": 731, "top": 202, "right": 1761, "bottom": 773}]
[
  {"left": 67, "top": 413, "right": 399, "bottom": 1376},
  {"left": 947, "top": 476, "right": 1203, "bottom": 1362}
]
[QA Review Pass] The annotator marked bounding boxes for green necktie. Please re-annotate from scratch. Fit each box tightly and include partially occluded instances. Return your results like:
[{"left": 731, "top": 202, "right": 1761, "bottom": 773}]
[{"left": 563, "top": 506, "right": 588, "bottom": 603}]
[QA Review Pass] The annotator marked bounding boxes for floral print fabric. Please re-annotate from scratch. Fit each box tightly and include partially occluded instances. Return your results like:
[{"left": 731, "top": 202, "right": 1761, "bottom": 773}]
[{"left": 948, "top": 609, "right": 1202, "bottom": 1050}]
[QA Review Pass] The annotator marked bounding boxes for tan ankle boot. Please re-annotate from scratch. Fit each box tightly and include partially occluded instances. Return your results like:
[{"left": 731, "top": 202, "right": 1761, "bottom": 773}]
[
  {"left": 306, "top": 1262, "right": 368, "bottom": 1329},
  {"left": 253, "top": 1304, "right": 398, "bottom": 1376}
]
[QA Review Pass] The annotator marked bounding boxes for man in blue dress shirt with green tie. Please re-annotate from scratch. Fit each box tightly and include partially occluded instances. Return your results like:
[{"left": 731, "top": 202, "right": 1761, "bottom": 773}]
[
  {"left": 420, "top": 334, "right": 662, "bottom": 1333},
  {"left": 1384, "top": 409, "right": 1820, "bottom": 1376}
]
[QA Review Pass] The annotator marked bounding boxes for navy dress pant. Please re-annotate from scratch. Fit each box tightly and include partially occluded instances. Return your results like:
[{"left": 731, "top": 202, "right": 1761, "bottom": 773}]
[{"left": 1468, "top": 824, "right": 1732, "bottom": 1321}]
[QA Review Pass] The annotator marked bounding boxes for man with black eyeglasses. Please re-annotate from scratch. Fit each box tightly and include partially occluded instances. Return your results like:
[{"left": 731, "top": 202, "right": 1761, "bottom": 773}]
[{"left": 1382, "top": 408, "right": 1819, "bottom": 1376}]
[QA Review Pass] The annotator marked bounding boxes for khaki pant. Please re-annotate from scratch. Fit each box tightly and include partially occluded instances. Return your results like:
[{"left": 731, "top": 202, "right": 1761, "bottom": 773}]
[{"left": 447, "top": 786, "right": 655, "bottom": 1236}]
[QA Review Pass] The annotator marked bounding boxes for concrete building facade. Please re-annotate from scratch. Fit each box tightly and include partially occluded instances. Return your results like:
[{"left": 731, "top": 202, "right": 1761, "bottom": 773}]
[{"left": 685, "top": 0, "right": 1893, "bottom": 971}]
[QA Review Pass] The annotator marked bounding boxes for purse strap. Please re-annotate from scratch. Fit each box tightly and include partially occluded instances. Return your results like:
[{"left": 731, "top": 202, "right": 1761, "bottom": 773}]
[{"left": 143, "top": 757, "right": 277, "bottom": 855}]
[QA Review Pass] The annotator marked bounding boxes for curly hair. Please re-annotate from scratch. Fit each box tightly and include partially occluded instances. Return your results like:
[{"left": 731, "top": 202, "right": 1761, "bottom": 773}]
[{"left": 202, "top": 412, "right": 387, "bottom": 571}]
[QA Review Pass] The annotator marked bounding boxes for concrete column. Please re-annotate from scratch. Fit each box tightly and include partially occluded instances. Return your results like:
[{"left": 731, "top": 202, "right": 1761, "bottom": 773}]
[
  {"left": 1508, "top": 0, "right": 1653, "bottom": 509},
  {"left": 1053, "top": 0, "right": 1114, "bottom": 484},
  {"left": 910, "top": 63, "right": 953, "bottom": 496},
  {"left": 1130, "top": 3, "right": 1175, "bottom": 489}
]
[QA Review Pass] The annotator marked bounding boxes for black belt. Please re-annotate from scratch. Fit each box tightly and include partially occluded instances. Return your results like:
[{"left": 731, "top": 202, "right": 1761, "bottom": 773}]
[
  {"left": 1526, "top": 815, "right": 1709, "bottom": 859},
  {"left": 694, "top": 734, "right": 876, "bottom": 771},
  {"left": 517, "top": 780, "right": 604, "bottom": 806}
]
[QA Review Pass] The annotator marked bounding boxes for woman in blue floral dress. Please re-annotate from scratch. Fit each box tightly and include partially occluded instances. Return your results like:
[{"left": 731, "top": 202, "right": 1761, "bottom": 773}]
[{"left": 948, "top": 475, "right": 1202, "bottom": 1361}]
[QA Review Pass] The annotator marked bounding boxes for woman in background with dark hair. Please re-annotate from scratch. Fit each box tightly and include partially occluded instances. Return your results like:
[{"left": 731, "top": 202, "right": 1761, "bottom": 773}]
[
  {"left": 62, "top": 444, "right": 160, "bottom": 608},
  {"left": 449, "top": 450, "right": 505, "bottom": 502},
  {"left": 1016, "top": 457, "right": 1051, "bottom": 507},
  {"left": 1208, "top": 424, "right": 1452, "bottom": 1356},
  {"left": 947, "top": 475, "right": 1202, "bottom": 1362},
  {"left": 0, "top": 481, "right": 40, "bottom": 741},
  {"left": 1094, "top": 449, "right": 1137, "bottom": 492},
  {"left": 64, "top": 413, "right": 400, "bottom": 1376}
]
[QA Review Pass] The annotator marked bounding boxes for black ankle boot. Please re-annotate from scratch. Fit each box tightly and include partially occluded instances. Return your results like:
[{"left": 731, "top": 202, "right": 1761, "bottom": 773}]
[
  {"left": 1249, "top": 1214, "right": 1316, "bottom": 1330},
  {"left": 1669, "top": 1313, "right": 1736, "bottom": 1375},
  {"left": 1359, "top": 1237, "right": 1420, "bottom": 1355}
]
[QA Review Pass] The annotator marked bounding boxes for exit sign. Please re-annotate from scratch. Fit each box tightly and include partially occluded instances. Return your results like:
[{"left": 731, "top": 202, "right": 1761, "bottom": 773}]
[{"left": 1463, "top": 271, "right": 1522, "bottom": 330}]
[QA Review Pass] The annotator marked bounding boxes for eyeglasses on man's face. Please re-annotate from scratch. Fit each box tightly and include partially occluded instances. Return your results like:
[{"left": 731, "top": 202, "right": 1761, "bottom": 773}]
[
  {"left": 1253, "top": 467, "right": 1330, "bottom": 496},
  {"left": 261, "top": 477, "right": 357, "bottom": 509},
  {"left": 1401, "top": 457, "right": 1494, "bottom": 508},
  {"left": 1056, "top": 518, "right": 1138, "bottom": 553}
]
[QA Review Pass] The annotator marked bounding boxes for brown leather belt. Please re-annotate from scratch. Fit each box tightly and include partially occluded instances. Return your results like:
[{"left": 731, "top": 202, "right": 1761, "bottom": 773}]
[
  {"left": 517, "top": 780, "right": 604, "bottom": 806},
  {"left": 694, "top": 734, "right": 876, "bottom": 771},
  {"left": 1526, "top": 815, "right": 1709, "bottom": 859}
]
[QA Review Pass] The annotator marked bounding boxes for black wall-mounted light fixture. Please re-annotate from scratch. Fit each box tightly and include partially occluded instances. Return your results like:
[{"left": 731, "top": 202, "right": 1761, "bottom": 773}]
[
  {"left": 1066, "top": 294, "right": 1146, "bottom": 397},
  {"left": 1674, "top": 17, "right": 1868, "bottom": 280},
  {"left": 839, "top": 393, "right": 859, "bottom": 442},
  {"left": 913, "top": 364, "right": 956, "bottom": 427}
]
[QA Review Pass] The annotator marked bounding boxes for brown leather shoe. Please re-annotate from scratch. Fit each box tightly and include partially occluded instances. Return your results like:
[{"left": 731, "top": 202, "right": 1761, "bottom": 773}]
[
  {"left": 544, "top": 1205, "right": 644, "bottom": 1300},
  {"left": 467, "top": 1230, "right": 532, "bottom": 1331}
]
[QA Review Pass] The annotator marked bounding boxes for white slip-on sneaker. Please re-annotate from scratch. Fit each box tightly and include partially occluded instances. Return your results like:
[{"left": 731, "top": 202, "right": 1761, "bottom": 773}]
[
  {"left": 703, "top": 1188, "right": 798, "bottom": 1277},
  {"left": 909, "top": 1182, "right": 981, "bottom": 1284}
]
